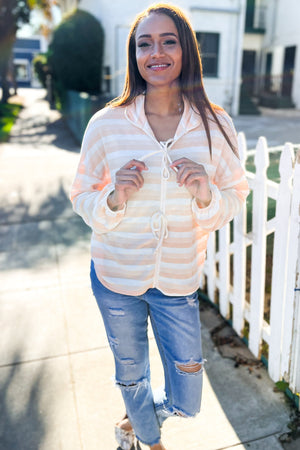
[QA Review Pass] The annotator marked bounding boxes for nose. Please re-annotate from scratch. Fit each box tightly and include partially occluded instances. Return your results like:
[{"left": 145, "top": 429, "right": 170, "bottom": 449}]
[{"left": 151, "top": 41, "right": 164, "bottom": 57}]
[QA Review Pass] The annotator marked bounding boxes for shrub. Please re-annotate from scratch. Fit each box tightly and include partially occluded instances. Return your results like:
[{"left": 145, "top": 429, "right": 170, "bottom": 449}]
[
  {"left": 33, "top": 53, "right": 49, "bottom": 88},
  {"left": 0, "top": 103, "right": 22, "bottom": 142},
  {"left": 48, "top": 9, "right": 104, "bottom": 97}
]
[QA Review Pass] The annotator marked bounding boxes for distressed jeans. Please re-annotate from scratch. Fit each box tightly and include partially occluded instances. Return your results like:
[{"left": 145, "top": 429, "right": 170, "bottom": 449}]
[{"left": 90, "top": 261, "right": 204, "bottom": 446}]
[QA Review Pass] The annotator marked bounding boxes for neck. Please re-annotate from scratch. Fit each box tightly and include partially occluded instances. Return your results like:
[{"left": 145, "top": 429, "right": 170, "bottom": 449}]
[{"left": 144, "top": 85, "right": 183, "bottom": 117}]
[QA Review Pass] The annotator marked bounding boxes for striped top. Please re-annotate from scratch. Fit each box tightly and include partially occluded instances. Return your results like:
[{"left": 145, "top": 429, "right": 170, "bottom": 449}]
[{"left": 70, "top": 95, "right": 249, "bottom": 296}]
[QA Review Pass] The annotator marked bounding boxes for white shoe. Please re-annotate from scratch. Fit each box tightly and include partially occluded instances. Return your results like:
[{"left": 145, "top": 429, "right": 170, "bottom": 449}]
[{"left": 115, "top": 424, "right": 135, "bottom": 450}]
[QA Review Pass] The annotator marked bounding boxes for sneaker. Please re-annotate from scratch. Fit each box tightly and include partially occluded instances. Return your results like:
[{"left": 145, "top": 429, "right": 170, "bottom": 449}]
[{"left": 115, "top": 424, "right": 135, "bottom": 450}]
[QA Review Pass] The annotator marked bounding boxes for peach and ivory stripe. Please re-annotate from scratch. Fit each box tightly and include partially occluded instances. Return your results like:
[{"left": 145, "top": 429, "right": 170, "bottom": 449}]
[{"left": 70, "top": 95, "right": 249, "bottom": 296}]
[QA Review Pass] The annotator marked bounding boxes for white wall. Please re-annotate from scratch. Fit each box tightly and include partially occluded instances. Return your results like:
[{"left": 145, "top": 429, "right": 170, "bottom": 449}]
[
  {"left": 79, "top": 0, "right": 245, "bottom": 115},
  {"left": 293, "top": 48, "right": 300, "bottom": 109},
  {"left": 264, "top": 0, "right": 300, "bottom": 48},
  {"left": 243, "top": 33, "right": 263, "bottom": 52},
  {"left": 242, "top": 33, "right": 264, "bottom": 95},
  {"left": 263, "top": 0, "right": 300, "bottom": 107},
  {"left": 191, "top": 3, "right": 242, "bottom": 111}
]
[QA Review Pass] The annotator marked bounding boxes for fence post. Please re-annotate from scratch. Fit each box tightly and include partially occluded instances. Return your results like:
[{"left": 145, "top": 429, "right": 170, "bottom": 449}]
[
  {"left": 289, "top": 240, "right": 300, "bottom": 399},
  {"left": 268, "top": 144, "right": 294, "bottom": 381},
  {"left": 280, "top": 145, "right": 300, "bottom": 380},
  {"left": 249, "top": 137, "right": 269, "bottom": 358},
  {"left": 233, "top": 132, "right": 248, "bottom": 335},
  {"left": 219, "top": 224, "right": 230, "bottom": 318},
  {"left": 206, "top": 232, "right": 216, "bottom": 303},
  {"left": 286, "top": 150, "right": 300, "bottom": 395}
]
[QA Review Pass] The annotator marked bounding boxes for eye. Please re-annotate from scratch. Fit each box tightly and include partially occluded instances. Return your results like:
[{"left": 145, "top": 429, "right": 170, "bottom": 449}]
[
  {"left": 137, "top": 42, "right": 151, "bottom": 48},
  {"left": 163, "top": 39, "right": 177, "bottom": 45}
]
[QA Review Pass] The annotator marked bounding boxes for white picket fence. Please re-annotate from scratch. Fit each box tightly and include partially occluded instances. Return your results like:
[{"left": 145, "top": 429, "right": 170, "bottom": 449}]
[{"left": 200, "top": 133, "right": 300, "bottom": 396}]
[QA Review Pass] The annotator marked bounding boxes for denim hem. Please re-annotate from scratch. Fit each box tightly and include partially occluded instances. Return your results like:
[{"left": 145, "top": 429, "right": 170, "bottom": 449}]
[{"left": 135, "top": 433, "right": 161, "bottom": 446}]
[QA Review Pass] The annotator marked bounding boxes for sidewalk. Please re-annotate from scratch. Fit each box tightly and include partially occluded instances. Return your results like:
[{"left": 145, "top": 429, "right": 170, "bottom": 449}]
[
  {"left": 233, "top": 107, "right": 300, "bottom": 150},
  {"left": 0, "top": 88, "right": 296, "bottom": 450}
]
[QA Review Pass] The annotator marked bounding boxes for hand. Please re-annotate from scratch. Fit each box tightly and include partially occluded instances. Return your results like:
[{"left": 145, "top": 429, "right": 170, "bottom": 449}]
[
  {"left": 107, "top": 159, "right": 148, "bottom": 211},
  {"left": 170, "top": 157, "right": 212, "bottom": 208}
]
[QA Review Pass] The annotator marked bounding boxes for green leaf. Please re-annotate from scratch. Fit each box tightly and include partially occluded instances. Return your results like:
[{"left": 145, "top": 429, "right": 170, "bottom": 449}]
[{"left": 275, "top": 381, "right": 289, "bottom": 392}]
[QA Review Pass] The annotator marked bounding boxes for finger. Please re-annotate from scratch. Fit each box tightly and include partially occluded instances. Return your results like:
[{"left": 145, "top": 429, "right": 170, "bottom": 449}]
[
  {"left": 179, "top": 167, "right": 208, "bottom": 186},
  {"left": 116, "top": 178, "right": 142, "bottom": 191},
  {"left": 122, "top": 159, "right": 148, "bottom": 171},
  {"left": 117, "top": 168, "right": 145, "bottom": 180},
  {"left": 178, "top": 164, "right": 207, "bottom": 181},
  {"left": 116, "top": 173, "right": 144, "bottom": 189},
  {"left": 171, "top": 158, "right": 206, "bottom": 172},
  {"left": 176, "top": 164, "right": 202, "bottom": 182},
  {"left": 170, "top": 158, "right": 194, "bottom": 173},
  {"left": 170, "top": 157, "right": 191, "bottom": 169},
  {"left": 176, "top": 163, "right": 196, "bottom": 181},
  {"left": 178, "top": 168, "right": 197, "bottom": 186},
  {"left": 115, "top": 180, "right": 140, "bottom": 191},
  {"left": 117, "top": 170, "right": 144, "bottom": 187},
  {"left": 184, "top": 172, "right": 208, "bottom": 186},
  {"left": 171, "top": 159, "right": 204, "bottom": 178}
]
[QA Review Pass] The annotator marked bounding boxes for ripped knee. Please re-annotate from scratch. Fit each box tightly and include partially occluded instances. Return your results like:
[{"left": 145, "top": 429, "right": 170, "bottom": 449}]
[
  {"left": 115, "top": 377, "right": 148, "bottom": 391},
  {"left": 176, "top": 362, "right": 202, "bottom": 373},
  {"left": 117, "top": 381, "right": 137, "bottom": 388},
  {"left": 175, "top": 359, "right": 205, "bottom": 375}
]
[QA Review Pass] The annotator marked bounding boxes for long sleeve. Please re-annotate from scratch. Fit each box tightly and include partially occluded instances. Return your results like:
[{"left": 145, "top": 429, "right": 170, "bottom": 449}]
[
  {"left": 69, "top": 98, "right": 250, "bottom": 296},
  {"left": 70, "top": 113, "right": 126, "bottom": 234},
  {"left": 191, "top": 115, "right": 249, "bottom": 232}
]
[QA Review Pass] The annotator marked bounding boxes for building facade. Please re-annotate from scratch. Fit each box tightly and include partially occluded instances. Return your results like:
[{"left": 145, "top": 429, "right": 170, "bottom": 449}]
[
  {"left": 242, "top": 0, "right": 300, "bottom": 109},
  {"left": 13, "top": 36, "right": 47, "bottom": 88},
  {"left": 262, "top": 0, "right": 300, "bottom": 108}
]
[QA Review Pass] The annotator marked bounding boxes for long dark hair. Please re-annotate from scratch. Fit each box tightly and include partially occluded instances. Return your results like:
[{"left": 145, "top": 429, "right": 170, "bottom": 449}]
[{"left": 109, "top": 3, "right": 237, "bottom": 157}]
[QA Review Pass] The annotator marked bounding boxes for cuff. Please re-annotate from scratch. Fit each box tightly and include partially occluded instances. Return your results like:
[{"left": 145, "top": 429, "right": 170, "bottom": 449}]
[
  {"left": 103, "top": 184, "right": 126, "bottom": 217},
  {"left": 191, "top": 183, "right": 221, "bottom": 220}
]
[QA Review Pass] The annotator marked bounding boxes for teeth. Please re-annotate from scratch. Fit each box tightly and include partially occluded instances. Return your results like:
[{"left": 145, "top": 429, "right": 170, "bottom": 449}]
[{"left": 150, "top": 64, "right": 168, "bottom": 68}]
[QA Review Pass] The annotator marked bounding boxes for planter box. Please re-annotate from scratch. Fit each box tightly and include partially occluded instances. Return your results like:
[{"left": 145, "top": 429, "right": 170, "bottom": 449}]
[
  {"left": 64, "top": 90, "right": 113, "bottom": 143},
  {"left": 259, "top": 93, "right": 295, "bottom": 109}
]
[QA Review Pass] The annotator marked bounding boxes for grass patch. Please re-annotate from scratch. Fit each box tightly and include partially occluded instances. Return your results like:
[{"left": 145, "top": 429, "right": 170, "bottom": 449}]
[
  {"left": 246, "top": 151, "right": 281, "bottom": 183},
  {"left": 0, "top": 103, "right": 22, "bottom": 142},
  {"left": 244, "top": 153, "right": 281, "bottom": 325},
  {"left": 203, "top": 151, "right": 290, "bottom": 361}
]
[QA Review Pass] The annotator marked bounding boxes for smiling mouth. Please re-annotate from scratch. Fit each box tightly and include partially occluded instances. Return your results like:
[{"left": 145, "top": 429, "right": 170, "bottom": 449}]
[{"left": 148, "top": 63, "right": 171, "bottom": 71}]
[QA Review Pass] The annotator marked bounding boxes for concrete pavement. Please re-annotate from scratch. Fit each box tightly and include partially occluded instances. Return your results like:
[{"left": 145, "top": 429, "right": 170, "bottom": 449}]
[
  {"left": 0, "top": 88, "right": 297, "bottom": 449},
  {"left": 233, "top": 107, "right": 300, "bottom": 149}
]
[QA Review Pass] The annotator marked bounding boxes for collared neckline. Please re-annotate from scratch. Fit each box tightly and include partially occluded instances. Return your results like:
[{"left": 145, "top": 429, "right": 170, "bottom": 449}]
[{"left": 125, "top": 94, "right": 201, "bottom": 143}]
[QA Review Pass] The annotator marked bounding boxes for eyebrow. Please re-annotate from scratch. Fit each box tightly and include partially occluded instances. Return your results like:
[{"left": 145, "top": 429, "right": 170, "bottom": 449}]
[{"left": 137, "top": 32, "right": 178, "bottom": 39}]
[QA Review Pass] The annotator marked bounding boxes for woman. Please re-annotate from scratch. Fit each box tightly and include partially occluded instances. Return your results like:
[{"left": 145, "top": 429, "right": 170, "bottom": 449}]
[{"left": 70, "top": 3, "right": 249, "bottom": 449}]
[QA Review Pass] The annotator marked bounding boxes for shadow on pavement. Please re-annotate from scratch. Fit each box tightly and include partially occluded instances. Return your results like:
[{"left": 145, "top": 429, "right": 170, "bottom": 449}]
[
  {"left": 8, "top": 93, "right": 80, "bottom": 153},
  {"left": 200, "top": 301, "right": 291, "bottom": 447},
  {"left": 0, "top": 180, "right": 91, "bottom": 269},
  {"left": 9, "top": 115, "right": 80, "bottom": 153},
  {"left": 0, "top": 352, "right": 46, "bottom": 449},
  {"left": 0, "top": 182, "right": 74, "bottom": 225}
]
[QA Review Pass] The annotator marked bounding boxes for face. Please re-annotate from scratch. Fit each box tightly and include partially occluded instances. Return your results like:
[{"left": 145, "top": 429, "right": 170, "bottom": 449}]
[{"left": 135, "top": 13, "right": 182, "bottom": 89}]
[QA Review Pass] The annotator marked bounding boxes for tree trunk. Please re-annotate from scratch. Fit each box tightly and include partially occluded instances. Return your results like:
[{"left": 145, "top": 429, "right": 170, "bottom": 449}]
[
  {"left": 0, "top": 0, "right": 32, "bottom": 102},
  {"left": 0, "top": 59, "right": 11, "bottom": 103},
  {"left": 0, "top": 36, "right": 15, "bottom": 104}
]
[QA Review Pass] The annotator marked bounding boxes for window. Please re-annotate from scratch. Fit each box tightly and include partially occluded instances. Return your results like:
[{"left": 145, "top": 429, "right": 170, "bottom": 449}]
[
  {"left": 196, "top": 32, "right": 220, "bottom": 77},
  {"left": 14, "top": 59, "right": 30, "bottom": 82}
]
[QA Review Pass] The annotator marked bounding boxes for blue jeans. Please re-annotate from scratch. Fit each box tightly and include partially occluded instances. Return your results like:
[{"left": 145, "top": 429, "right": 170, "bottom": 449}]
[{"left": 90, "top": 261, "right": 204, "bottom": 446}]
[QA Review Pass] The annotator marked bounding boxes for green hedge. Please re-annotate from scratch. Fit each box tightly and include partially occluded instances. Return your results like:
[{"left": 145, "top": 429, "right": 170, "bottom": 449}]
[
  {"left": 33, "top": 53, "right": 49, "bottom": 88},
  {"left": 0, "top": 103, "right": 22, "bottom": 142},
  {"left": 48, "top": 9, "right": 104, "bottom": 97}
]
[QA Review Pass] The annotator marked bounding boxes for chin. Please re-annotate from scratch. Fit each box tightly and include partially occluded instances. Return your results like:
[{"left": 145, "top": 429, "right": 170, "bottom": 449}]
[{"left": 146, "top": 78, "right": 180, "bottom": 89}]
